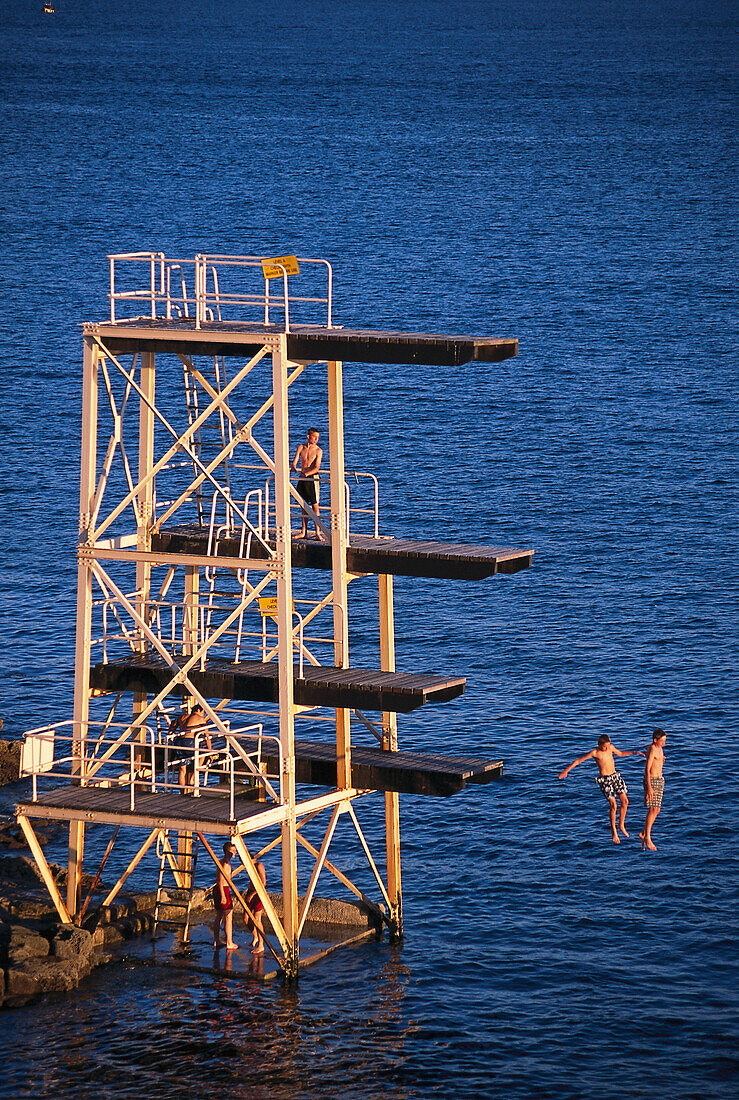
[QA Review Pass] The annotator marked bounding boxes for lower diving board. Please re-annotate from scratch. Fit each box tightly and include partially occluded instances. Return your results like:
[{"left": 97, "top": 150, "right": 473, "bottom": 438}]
[
  {"left": 261, "top": 741, "right": 504, "bottom": 797},
  {"left": 90, "top": 656, "right": 466, "bottom": 713}
]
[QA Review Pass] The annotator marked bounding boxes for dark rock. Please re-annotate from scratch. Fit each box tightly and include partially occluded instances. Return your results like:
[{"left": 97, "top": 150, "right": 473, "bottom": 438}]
[
  {"left": 7, "top": 926, "right": 51, "bottom": 963},
  {"left": 0, "top": 739, "right": 21, "bottom": 786},
  {"left": 5, "top": 965, "right": 41, "bottom": 1004},
  {"left": 0, "top": 966, "right": 4, "bottom": 1005},
  {"left": 0, "top": 822, "right": 61, "bottom": 850},
  {"left": 10, "top": 957, "right": 81, "bottom": 995},
  {"left": 50, "top": 925, "right": 93, "bottom": 963},
  {"left": 100, "top": 923, "right": 126, "bottom": 946},
  {"left": 0, "top": 891, "right": 57, "bottom": 921},
  {"left": 0, "top": 855, "right": 47, "bottom": 887}
]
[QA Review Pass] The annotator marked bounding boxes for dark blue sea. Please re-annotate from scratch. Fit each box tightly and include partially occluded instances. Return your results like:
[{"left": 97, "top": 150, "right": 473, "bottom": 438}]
[{"left": 0, "top": 1, "right": 737, "bottom": 1097}]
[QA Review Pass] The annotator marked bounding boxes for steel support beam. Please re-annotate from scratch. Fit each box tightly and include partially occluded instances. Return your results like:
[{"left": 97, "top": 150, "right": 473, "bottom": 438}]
[
  {"left": 134, "top": 350, "right": 155, "bottom": 741},
  {"left": 68, "top": 336, "right": 99, "bottom": 915},
  {"left": 380, "top": 572, "right": 403, "bottom": 939},
  {"left": 327, "top": 359, "right": 351, "bottom": 789},
  {"left": 272, "top": 336, "right": 299, "bottom": 979}
]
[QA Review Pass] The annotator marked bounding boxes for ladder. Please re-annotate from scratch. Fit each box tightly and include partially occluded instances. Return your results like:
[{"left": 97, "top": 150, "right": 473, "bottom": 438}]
[
  {"left": 152, "top": 829, "right": 200, "bottom": 943},
  {"left": 182, "top": 356, "right": 234, "bottom": 525},
  {"left": 202, "top": 490, "right": 264, "bottom": 662}
]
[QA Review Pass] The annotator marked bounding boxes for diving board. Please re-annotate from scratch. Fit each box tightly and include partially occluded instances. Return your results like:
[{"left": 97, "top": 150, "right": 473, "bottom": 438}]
[
  {"left": 90, "top": 655, "right": 466, "bottom": 713},
  {"left": 152, "top": 525, "right": 534, "bottom": 580}
]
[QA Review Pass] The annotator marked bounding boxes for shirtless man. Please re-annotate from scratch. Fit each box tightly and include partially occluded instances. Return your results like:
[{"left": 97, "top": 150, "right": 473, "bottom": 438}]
[
  {"left": 558, "top": 734, "right": 645, "bottom": 843},
  {"left": 291, "top": 427, "right": 323, "bottom": 539},
  {"left": 640, "top": 728, "right": 667, "bottom": 851},
  {"left": 169, "top": 702, "right": 211, "bottom": 792}
]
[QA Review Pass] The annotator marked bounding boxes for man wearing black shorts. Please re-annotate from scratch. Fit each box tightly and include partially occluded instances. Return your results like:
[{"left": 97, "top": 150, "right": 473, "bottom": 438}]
[
  {"left": 291, "top": 427, "right": 324, "bottom": 539},
  {"left": 558, "top": 734, "right": 645, "bottom": 844}
]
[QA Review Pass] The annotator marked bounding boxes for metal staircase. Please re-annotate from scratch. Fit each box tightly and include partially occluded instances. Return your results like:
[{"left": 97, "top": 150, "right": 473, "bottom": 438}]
[
  {"left": 182, "top": 356, "right": 235, "bottom": 524},
  {"left": 152, "top": 829, "right": 200, "bottom": 943}
]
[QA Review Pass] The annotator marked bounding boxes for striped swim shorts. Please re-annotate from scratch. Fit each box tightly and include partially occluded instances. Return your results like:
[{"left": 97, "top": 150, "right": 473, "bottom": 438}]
[{"left": 595, "top": 772, "right": 627, "bottom": 801}]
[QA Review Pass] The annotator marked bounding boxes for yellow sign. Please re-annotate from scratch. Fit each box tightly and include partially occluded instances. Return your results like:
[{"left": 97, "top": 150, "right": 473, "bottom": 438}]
[
  {"left": 259, "top": 597, "right": 296, "bottom": 618},
  {"left": 261, "top": 254, "right": 300, "bottom": 280}
]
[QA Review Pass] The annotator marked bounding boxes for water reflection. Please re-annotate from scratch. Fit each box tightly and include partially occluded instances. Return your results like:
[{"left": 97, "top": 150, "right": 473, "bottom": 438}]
[{"left": 1, "top": 943, "right": 417, "bottom": 1100}]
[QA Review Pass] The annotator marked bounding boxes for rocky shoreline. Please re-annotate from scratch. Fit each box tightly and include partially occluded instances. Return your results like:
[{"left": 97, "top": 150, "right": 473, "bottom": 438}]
[
  {"left": 0, "top": 736, "right": 20, "bottom": 788},
  {"left": 0, "top": 848, "right": 194, "bottom": 1009}
]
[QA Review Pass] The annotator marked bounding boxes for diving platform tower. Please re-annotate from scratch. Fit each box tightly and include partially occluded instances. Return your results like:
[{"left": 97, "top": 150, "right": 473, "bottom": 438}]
[{"left": 16, "top": 252, "right": 532, "bottom": 979}]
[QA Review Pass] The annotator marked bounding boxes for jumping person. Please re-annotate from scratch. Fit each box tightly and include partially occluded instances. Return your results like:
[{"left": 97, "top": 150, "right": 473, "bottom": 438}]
[
  {"left": 245, "top": 861, "right": 267, "bottom": 954},
  {"left": 291, "top": 427, "right": 323, "bottom": 539},
  {"left": 640, "top": 729, "right": 667, "bottom": 851},
  {"left": 558, "top": 734, "right": 645, "bottom": 843},
  {"left": 213, "top": 841, "right": 238, "bottom": 950}
]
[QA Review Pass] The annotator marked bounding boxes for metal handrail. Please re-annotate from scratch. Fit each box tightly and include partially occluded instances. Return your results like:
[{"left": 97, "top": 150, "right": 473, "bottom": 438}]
[
  {"left": 20, "top": 720, "right": 284, "bottom": 810},
  {"left": 263, "top": 469, "right": 379, "bottom": 541},
  {"left": 107, "top": 252, "right": 334, "bottom": 333}
]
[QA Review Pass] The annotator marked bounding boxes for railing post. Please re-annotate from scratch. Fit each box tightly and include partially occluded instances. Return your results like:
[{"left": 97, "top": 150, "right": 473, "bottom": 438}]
[
  {"left": 109, "top": 255, "right": 116, "bottom": 323},
  {"left": 150, "top": 253, "right": 156, "bottom": 319},
  {"left": 326, "top": 262, "right": 333, "bottom": 327},
  {"left": 282, "top": 269, "right": 290, "bottom": 332}
]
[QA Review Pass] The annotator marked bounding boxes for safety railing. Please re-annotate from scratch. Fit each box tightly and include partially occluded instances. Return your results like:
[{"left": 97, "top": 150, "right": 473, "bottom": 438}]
[
  {"left": 108, "top": 251, "right": 334, "bottom": 332},
  {"left": 160, "top": 722, "right": 282, "bottom": 811},
  {"left": 20, "top": 721, "right": 157, "bottom": 807},
  {"left": 93, "top": 589, "right": 329, "bottom": 676},
  {"left": 20, "top": 720, "right": 284, "bottom": 814},
  {"left": 263, "top": 469, "right": 380, "bottom": 541}
]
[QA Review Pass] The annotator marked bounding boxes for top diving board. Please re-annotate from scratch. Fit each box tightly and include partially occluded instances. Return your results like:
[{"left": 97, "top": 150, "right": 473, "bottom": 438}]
[
  {"left": 152, "top": 526, "right": 534, "bottom": 580},
  {"left": 85, "top": 319, "right": 518, "bottom": 367}
]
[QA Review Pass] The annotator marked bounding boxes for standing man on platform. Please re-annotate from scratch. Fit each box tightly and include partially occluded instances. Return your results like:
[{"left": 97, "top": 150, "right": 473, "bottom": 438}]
[
  {"left": 170, "top": 701, "right": 210, "bottom": 792},
  {"left": 558, "top": 734, "right": 645, "bottom": 843},
  {"left": 640, "top": 729, "right": 667, "bottom": 851},
  {"left": 291, "top": 427, "right": 324, "bottom": 540}
]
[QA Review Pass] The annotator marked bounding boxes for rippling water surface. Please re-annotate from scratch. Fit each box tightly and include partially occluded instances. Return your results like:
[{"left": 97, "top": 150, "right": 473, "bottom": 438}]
[{"left": 1, "top": 1, "right": 737, "bottom": 1097}]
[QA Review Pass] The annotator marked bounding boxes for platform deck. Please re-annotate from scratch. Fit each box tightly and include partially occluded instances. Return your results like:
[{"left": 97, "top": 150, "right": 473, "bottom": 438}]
[
  {"left": 261, "top": 741, "right": 503, "bottom": 797},
  {"left": 86, "top": 318, "right": 518, "bottom": 366},
  {"left": 16, "top": 785, "right": 282, "bottom": 835},
  {"left": 151, "top": 525, "right": 533, "bottom": 580},
  {"left": 89, "top": 656, "right": 465, "bottom": 713}
]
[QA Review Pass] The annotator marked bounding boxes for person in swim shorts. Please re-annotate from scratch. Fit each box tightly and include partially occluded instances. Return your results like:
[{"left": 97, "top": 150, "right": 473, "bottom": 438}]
[
  {"left": 640, "top": 728, "right": 667, "bottom": 851},
  {"left": 291, "top": 427, "right": 324, "bottom": 539},
  {"left": 244, "top": 860, "right": 267, "bottom": 954},
  {"left": 558, "top": 734, "right": 645, "bottom": 843},
  {"left": 169, "top": 701, "right": 211, "bottom": 792},
  {"left": 213, "top": 841, "right": 238, "bottom": 950}
]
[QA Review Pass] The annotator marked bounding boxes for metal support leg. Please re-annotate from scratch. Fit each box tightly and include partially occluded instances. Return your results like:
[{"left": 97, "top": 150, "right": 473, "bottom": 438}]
[
  {"left": 18, "top": 816, "right": 72, "bottom": 925},
  {"left": 327, "top": 359, "right": 351, "bottom": 788},
  {"left": 68, "top": 336, "right": 99, "bottom": 915},
  {"left": 134, "top": 350, "right": 155, "bottom": 741},
  {"left": 273, "top": 336, "right": 299, "bottom": 979},
  {"left": 380, "top": 572, "right": 403, "bottom": 939}
]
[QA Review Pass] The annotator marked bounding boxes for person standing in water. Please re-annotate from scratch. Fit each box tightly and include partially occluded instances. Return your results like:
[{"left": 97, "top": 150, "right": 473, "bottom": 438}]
[
  {"left": 244, "top": 861, "right": 268, "bottom": 954},
  {"left": 640, "top": 728, "right": 667, "bottom": 851},
  {"left": 291, "top": 427, "right": 324, "bottom": 539},
  {"left": 213, "top": 841, "right": 238, "bottom": 950},
  {"left": 558, "top": 734, "right": 645, "bottom": 843}
]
